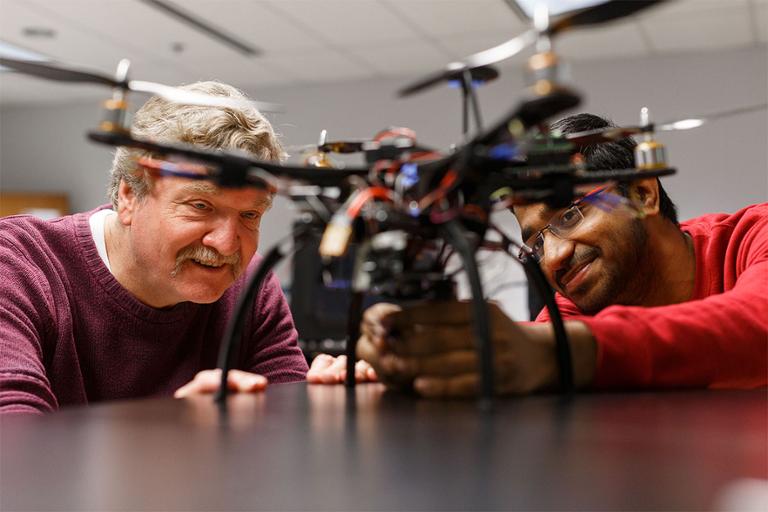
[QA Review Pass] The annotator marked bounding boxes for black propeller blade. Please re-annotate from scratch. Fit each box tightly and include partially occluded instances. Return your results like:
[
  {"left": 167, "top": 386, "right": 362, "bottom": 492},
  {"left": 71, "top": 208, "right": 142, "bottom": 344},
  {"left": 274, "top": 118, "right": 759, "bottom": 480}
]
[
  {"left": 398, "top": 0, "right": 666, "bottom": 98},
  {"left": 0, "top": 56, "right": 283, "bottom": 112},
  {"left": 565, "top": 103, "right": 768, "bottom": 145},
  {"left": 0, "top": 57, "right": 121, "bottom": 87}
]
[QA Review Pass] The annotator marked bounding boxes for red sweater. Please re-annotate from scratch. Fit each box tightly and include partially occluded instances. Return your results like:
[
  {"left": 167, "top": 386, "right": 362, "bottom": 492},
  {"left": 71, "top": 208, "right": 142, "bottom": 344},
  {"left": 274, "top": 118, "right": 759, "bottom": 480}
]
[
  {"left": 536, "top": 203, "right": 768, "bottom": 389},
  {"left": 0, "top": 208, "right": 308, "bottom": 414}
]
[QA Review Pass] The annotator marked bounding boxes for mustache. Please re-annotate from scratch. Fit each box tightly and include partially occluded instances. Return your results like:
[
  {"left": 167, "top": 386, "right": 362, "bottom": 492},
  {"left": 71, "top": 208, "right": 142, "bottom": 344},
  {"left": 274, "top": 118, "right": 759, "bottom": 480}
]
[
  {"left": 172, "top": 245, "right": 242, "bottom": 277},
  {"left": 554, "top": 247, "right": 600, "bottom": 289}
]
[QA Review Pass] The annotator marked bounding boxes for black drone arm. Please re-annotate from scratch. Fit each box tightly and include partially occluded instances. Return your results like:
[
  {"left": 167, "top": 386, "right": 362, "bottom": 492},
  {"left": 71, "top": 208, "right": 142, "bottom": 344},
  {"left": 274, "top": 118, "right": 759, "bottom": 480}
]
[{"left": 87, "top": 130, "right": 369, "bottom": 188}]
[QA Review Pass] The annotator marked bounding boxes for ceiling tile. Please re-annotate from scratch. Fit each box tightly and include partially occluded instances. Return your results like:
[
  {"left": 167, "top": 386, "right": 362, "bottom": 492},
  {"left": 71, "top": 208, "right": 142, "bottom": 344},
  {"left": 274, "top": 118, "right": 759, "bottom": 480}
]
[
  {"left": 0, "top": 0, "right": 762, "bottom": 106},
  {"left": 346, "top": 38, "right": 452, "bottom": 76},
  {"left": 180, "top": 0, "right": 329, "bottom": 53},
  {"left": 135, "top": 57, "right": 293, "bottom": 93},
  {"left": 0, "top": 0, "right": 150, "bottom": 71},
  {"left": 26, "top": 0, "right": 230, "bottom": 60},
  {"left": 556, "top": 21, "right": 651, "bottom": 61},
  {"left": 266, "top": 0, "right": 421, "bottom": 45},
  {"left": 383, "top": 0, "right": 526, "bottom": 38},
  {"left": 639, "top": 3, "right": 754, "bottom": 52},
  {"left": 754, "top": 2, "right": 768, "bottom": 43},
  {"left": 258, "top": 50, "right": 377, "bottom": 83},
  {"left": 11, "top": 0, "right": 306, "bottom": 88}
]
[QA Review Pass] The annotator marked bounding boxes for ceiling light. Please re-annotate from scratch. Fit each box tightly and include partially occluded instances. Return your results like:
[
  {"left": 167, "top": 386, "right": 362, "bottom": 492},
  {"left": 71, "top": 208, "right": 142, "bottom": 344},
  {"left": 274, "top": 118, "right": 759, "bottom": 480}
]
[
  {"left": 22, "top": 27, "right": 56, "bottom": 39},
  {"left": 510, "top": 0, "right": 610, "bottom": 19}
]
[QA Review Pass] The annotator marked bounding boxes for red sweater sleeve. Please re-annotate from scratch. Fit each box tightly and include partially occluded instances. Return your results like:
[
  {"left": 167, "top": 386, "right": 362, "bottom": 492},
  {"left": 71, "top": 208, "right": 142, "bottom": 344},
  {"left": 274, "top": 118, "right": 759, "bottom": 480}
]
[
  {"left": 244, "top": 269, "right": 308, "bottom": 384},
  {"left": 535, "top": 205, "right": 768, "bottom": 390},
  {"left": 582, "top": 260, "right": 767, "bottom": 389}
]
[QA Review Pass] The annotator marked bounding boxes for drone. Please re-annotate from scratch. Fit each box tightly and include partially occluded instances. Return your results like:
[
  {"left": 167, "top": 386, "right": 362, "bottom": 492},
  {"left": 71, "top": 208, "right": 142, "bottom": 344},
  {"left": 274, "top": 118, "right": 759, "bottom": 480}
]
[{"left": 2, "top": 0, "right": 765, "bottom": 405}]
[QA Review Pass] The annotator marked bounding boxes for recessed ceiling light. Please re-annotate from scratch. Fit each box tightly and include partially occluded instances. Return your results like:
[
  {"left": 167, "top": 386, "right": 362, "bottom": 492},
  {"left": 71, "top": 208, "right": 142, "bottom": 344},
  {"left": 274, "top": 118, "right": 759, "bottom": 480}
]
[
  {"left": 510, "top": 0, "right": 609, "bottom": 19},
  {"left": 22, "top": 27, "right": 57, "bottom": 39}
]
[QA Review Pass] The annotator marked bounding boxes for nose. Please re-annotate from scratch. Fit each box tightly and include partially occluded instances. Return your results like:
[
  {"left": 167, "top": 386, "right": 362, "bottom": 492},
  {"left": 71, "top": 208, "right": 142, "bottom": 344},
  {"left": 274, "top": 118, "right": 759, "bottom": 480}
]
[
  {"left": 540, "top": 232, "right": 575, "bottom": 280},
  {"left": 202, "top": 214, "right": 241, "bottom": 256}
]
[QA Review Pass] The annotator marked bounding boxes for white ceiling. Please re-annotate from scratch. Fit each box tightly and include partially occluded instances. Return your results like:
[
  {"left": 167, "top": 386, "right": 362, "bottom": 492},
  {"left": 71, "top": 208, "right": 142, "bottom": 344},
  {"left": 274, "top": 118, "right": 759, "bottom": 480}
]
[{"left": 0, "top": 0, "right": 765, "bottom": 105}]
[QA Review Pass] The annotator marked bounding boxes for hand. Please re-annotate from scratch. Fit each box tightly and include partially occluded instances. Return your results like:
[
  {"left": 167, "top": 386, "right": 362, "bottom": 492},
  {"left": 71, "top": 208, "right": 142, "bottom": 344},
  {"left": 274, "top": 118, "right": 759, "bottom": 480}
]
[
  {"left": 357, "top": 301, "right": 592, "bottom": 398},
  {"left": 306, "top": 354, "right": 378, "bottom": 384},
  {"left": 174, "top": 369, "right": 267, "bottom": 398}
]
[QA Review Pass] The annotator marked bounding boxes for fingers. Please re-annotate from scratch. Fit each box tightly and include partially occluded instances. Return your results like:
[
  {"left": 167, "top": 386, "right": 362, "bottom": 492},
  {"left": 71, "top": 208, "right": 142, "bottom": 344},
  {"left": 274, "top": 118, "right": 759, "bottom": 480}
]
[
  {"left": 361, "top": 303, "right": 402, "bottom": 351},
  {"left": 394, "top": 301, "right": 481, "bottom": 327},
  {"left": 227, "top": 370, "right": 268, "bottom": 393},
  {"left": 174, "top": 370, "right": 220, "bottom": 398},
  {"left": 308, "top": 354, "right": 347, "bottom": 384},
  {"left": 306, "top": 353, "right": 336, "bottom": 383},
  {"left": 413, "top": 374, "right": 480, "bottom": 398},
  {"left": 306, "top": 355, "right": 379, "bottom": 385},
  {"left": 379, "top": 350, "right": 478, "bottom": 379},
  {"left": 360, "top": 302, "right": 505, "bottom": 357},
  {"left": 389, "top": 324, "right": 476, "bottom": 356},
  {"left": 357, "top": 334, "right": 380, "bottom": 366},
  {"left": 362, "top": 302, "right": 403, "bottom": 325},
  {"left": 357, "top": 359, "right": 378, "bottom": 382},
  {"left": 173, "top": 369, "right": 267, "bottom": 398}
]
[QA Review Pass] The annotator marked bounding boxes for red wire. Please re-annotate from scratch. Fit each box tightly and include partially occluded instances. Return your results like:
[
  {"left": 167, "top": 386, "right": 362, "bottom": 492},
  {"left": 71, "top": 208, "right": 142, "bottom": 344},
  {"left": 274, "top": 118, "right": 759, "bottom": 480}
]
[{"left": 346, "top": 186, "right": 393, "bottom": 219}]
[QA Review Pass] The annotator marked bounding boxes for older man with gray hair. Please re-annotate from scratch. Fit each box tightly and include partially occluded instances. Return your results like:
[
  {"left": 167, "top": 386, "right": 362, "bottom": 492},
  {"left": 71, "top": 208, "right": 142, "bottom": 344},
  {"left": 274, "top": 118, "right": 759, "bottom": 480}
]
[{"left": 0, "top": 81, "right": 308, "bottom": 414}]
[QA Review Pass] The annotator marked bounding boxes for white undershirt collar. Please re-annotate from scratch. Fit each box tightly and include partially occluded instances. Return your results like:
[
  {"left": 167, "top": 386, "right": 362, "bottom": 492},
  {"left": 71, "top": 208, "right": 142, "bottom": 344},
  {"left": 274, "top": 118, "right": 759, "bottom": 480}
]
[{"left": 88, "top": 208, "right": 115, "bottom": 273}]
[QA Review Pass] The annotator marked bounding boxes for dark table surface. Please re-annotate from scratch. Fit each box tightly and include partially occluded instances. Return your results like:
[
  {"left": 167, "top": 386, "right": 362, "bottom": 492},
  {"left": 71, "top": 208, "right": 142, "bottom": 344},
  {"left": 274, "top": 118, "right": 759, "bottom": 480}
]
[{"left": 2, "top": 383, "right": 766, "bottom": 511}]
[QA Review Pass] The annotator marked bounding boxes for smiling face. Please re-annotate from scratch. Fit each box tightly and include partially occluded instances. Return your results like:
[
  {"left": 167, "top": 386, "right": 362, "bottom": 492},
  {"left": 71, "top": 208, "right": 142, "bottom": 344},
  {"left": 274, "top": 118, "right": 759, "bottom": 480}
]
[
  {"left": 515, "top": 197, "right": 652, "bottom": 314},
  {"left": 115, "top": 174, "right": 272, "bottom": 308}
]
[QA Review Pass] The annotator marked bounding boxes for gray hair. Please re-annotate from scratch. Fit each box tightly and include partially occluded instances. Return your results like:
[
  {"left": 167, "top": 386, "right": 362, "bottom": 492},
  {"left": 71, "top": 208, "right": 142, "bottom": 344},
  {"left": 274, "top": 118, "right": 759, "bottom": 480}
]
[{"left": 108, "top": 81, "right": 285, "bottom": 208}]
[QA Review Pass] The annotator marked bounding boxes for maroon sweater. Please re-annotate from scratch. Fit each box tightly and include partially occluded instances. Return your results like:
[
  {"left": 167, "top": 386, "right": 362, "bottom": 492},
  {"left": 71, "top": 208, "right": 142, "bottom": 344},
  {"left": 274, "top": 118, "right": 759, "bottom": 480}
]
[{"left": 0, "top": 209, "right": 308, "bottom": 414}]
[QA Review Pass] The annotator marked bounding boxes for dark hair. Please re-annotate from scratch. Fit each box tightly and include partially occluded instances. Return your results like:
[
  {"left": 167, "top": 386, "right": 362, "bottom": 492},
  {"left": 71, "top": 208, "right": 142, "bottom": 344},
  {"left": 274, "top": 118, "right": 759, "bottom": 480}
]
[{"left": 551, "top": 113, "right": 678, "bottom": 224}]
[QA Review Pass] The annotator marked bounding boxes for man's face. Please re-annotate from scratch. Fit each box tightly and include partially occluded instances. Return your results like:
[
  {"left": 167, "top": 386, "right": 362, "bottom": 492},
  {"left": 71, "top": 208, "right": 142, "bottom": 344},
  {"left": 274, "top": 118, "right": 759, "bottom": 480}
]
[
  {"left": 121, "top": 175, "right": 272, "bottom": 307},
  {"left": 515, "top": 198, "right": 650, "bottom": 314}
]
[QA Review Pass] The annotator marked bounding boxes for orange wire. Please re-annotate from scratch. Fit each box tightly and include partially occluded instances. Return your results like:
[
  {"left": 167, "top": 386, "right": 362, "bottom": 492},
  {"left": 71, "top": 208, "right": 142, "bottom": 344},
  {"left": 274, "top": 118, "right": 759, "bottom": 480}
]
[
  {"left": 346, "top": 186, "right": 393, "bottom": 219},
  {"left": 463, "top": 204, "right": 488, "bottom": 222},
  {"left": 417, "top": 169, "right": 458, "bottom": 210}
]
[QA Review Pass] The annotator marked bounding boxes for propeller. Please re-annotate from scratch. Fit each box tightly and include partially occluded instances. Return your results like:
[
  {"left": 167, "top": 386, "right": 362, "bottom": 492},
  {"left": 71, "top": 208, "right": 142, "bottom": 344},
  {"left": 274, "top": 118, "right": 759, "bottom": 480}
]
[
  {"left": 398, "top": 31, "right": 537, "bottom": 98},
  {"left": 0, "top": 57, "right": 283, "bottom": 112},
  {"left": 288, "top": 131, "right": 375, "bottom": 156},
  {"left": 398, "top": 0, "right": 665, "bottom": 98},
  {"left": 0, "top": 56, "right": 118, "bottom": 86},
  {"left": 565, "top": 103, "right": 768, "bottom": 145}
]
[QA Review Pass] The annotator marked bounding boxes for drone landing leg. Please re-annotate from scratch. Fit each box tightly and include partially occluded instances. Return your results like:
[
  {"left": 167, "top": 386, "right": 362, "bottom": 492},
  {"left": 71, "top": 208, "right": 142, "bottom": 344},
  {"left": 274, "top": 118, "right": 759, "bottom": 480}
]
[
  {"left": 215, "top": 227, "right": 309, "bottom": 405},
  {"left": 443, "top": 219, "right": 494, "bottom": 407},
  {"left": 345, "top": 291, "right": 365, "bottom": 387}
]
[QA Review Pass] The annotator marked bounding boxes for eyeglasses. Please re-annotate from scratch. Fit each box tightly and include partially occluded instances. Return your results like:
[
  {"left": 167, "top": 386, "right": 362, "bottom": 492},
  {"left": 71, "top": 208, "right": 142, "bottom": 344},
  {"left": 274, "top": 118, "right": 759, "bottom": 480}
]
[
  {"left": 518, "top": 201, "right": 587, "bottom": 263},
  {"left": 518, "top": 186, "right": 634, "bottom": 263}
]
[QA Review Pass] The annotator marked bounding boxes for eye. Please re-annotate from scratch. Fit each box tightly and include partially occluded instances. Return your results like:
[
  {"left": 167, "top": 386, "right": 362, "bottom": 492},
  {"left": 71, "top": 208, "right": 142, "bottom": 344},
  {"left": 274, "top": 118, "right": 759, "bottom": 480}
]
[
  {"left": 558, "top": 206, "right": 581, "bottom": 228},
  {"left": 188, "top": 201, "right": 211, "bottom": 212},
  {"left": 241, "top": 211, "right": 261, "bottom": 220},
  {"left": 240, "top": 210, "right": 263, "bottom": 230}
]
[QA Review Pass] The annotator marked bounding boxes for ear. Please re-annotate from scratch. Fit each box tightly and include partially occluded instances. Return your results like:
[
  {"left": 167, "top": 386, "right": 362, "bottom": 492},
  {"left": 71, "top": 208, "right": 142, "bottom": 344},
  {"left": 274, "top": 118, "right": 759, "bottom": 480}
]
[
  {"left": 629, "top": 178, "right": 660, "bottom": 217},
  {"left": 116, "top": 179, "right": 139, "bottom": 226}
]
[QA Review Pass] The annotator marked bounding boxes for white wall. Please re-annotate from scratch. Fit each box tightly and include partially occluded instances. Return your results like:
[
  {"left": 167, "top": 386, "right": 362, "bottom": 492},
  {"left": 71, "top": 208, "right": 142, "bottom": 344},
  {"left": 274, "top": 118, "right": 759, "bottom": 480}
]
[{"left": 2, "top": 46, "right": 766, "bottom": 320}]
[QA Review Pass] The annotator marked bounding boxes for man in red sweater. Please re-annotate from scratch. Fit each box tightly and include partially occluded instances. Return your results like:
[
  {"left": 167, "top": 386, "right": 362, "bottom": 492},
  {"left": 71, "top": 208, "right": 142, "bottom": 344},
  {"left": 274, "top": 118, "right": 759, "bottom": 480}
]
[
  {"left": 0, "top": 82, "right": 308, "bottom": 413},
  {"left": 350, "top": 113, "right": 768, "bottom": 396}
]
